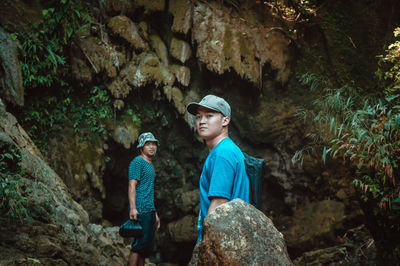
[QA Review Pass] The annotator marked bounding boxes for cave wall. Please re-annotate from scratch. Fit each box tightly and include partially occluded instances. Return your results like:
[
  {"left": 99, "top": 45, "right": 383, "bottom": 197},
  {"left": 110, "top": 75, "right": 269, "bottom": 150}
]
[{"left": 1, "top": 0, "right": 400, "bottom": 264}]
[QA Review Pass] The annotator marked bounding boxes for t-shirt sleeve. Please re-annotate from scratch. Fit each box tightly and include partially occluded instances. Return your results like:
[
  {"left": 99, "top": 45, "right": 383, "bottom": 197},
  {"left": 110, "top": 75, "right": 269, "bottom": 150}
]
[
  {"left": 208, "top": 155, "right": 235, "bottom": 200},
  {"left": 128, "top": 158, "right": 141, "bottom": 181}
]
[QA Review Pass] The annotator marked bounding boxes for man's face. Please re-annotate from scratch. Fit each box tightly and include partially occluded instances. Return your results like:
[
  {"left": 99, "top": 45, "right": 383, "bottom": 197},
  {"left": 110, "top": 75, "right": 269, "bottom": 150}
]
[
  {"left": 142, "top": 141, "right": 157, "bottom": 157},
  {"left": 195, "top": 106, "right": 229, "bottom": 141}
]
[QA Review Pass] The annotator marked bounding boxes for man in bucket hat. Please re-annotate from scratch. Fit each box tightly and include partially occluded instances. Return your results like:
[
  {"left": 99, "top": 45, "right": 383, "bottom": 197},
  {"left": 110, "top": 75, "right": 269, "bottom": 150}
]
[
  {"left": 187, "top": 95, "right": 250, "bottom": 242},
  {"left": 128, "top": 132, "right": 160, "bottom": 265}
]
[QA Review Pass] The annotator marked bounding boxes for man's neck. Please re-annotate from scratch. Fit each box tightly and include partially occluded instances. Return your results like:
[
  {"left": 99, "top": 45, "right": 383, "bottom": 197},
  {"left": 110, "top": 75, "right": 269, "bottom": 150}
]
[
  {"left": 206, "top": 132, "right": 229, "bottom": 151},
  {"left": 140, "top": 154, "right": 153, "bottom": 163}
]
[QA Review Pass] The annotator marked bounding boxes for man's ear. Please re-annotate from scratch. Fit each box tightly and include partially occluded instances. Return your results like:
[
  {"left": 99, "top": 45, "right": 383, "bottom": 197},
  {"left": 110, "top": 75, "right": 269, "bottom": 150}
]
[{"left": 222, "top": 116, "right": 230, "bottom": 126}]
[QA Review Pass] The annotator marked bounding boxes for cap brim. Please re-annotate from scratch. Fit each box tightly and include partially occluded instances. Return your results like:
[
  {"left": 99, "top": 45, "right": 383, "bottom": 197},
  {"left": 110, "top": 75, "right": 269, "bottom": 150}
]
[{"left": 187, "top": 102, "right": 223, "bottom": 116}]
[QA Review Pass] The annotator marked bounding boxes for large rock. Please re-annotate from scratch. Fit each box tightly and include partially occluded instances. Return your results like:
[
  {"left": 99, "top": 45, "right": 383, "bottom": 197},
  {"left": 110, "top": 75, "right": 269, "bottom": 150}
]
[
  {"left": 294, "top": 225, "right": 377, "bottom": 265},
  {"left": 189, "top": 199, "right": 293, "bottom": 265},
  {"left": 282, "top": 200, "right": 346, "bottom": 254},
  {"left": 0, "top": 27, "right": 24, "bottom": 106},
  {"left": 172, "top": 188, "right": 200, "bottom": 214},
  {"left": 0, "top": 106, "right": 127, "bottom": 264},
  {"left": 167, "top": 215, "right": 197, "bottom": 242}
]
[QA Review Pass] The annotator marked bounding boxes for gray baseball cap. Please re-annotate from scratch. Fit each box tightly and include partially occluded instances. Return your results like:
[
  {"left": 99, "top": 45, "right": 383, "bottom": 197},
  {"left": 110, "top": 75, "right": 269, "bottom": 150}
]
[
  {"left": 186, "top": 95, "right": 231, "bottom": 118},
  {"left": 137, "top": 132, "right": 159, "bottom": 148}
]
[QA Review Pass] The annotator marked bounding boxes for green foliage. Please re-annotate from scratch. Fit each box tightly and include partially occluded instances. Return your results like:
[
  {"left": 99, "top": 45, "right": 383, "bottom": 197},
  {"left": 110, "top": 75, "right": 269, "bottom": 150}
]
[
  {"left": 16, "top": 0, "right": 91, "bottom": 89},
  {"left": 376, "top": 27, "right": 400, "bottom": 93},
  {"left": 0, "top": 142, "right": 30, "bottom": 224},
  {"left": 9, "top": 0, "right": 106, "bottom": 151},
  {"left": 23, "top": 85, "right": 113, "bottom": 150},
  {"left": 70, "top": 86, "right": 113, "bottom": 139},
  {"left": 295, "top": 71, "right": 400, "bottom": 231}
]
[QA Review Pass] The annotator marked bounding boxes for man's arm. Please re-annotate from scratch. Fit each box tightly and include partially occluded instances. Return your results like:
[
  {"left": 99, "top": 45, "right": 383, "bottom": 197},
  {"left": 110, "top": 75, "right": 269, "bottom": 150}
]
[
  {"left": 207, "top": 197, "right": 228, "bottom": 215},
  {"left": 155, "top": 212, "right": 160, "bottom": 230},
  {"left": 129, "top": 179, "right": 139, "bottom": 220}
]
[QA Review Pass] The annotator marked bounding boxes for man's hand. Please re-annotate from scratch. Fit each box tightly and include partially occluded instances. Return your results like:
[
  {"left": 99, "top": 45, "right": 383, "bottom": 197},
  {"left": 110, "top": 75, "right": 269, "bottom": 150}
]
[
  {"left": 130, "top": 208, "right": 139, "bottom": 220},
  {"left": 156, "top": 212, "right": 160, "bottom": 230}
]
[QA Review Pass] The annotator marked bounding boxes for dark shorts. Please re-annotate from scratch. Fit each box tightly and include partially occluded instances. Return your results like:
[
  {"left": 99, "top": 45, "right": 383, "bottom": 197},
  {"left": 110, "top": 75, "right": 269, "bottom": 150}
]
[{"left": 131, "top": 211, "right": 156, "bottom": 258}]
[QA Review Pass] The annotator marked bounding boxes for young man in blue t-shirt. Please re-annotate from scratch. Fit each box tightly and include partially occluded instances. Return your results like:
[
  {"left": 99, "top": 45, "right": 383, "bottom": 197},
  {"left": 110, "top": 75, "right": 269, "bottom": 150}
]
[
  {"left": 128, "top": 132, "right": 161, "bottom": 266},
  {"left": 187, "top": 95, "right": 250, "bottom": 242}
]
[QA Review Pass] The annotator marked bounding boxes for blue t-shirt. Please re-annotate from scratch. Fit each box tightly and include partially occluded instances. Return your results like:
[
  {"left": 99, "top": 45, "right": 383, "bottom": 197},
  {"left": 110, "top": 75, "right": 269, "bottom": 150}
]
[
  {"left": 128, "top": 156, "right": 156, "bottom": 213},
  {"left": 197, "top": 137, "right": 250, "bottom": 241}
]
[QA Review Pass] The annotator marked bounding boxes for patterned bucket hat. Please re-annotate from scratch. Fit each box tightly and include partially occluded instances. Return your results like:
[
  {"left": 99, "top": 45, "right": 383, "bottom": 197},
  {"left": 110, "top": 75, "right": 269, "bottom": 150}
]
[{"left": 137, "top": 132, "right": 159, "bottom": 148}]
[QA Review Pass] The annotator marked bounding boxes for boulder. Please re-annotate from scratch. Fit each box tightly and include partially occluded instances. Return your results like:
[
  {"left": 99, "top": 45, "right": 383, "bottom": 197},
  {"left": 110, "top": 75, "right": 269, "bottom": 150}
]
[
  {"left": 170, "top": 38, "right": 192, "bottom": 64},
  {"left": 0, "top": 27, "right": 24, "bottom": 106},
  {"left": 167, "top": 215, "right": 197, "bottom": 242},
  {"left": 172, "top": 188, "right": 200, "bottom": 214},
  {"left": 0, "top": 107, "right": 127, "bottom": 265},
  {"left": 189, "top": 199, "right": 293, "bottom": 265},
  {"left": 294, "top": 225, "right": 377, "bottom": 265},
  {"left": 282, "top": 200, "right": 346, "bottom": 253}
]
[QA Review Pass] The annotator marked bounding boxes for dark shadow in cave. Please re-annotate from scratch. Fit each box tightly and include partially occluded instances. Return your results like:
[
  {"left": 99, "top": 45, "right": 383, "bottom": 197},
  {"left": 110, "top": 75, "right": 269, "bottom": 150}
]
[{"left": 102, "top": 140, "right": 136, "bottom": 225}]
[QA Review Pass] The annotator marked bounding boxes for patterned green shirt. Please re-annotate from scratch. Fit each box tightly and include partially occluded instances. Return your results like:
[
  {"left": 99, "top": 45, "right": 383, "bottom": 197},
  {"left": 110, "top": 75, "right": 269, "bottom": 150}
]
[{"left": 128, "top": 156, "right": 155, "bottom": 213}]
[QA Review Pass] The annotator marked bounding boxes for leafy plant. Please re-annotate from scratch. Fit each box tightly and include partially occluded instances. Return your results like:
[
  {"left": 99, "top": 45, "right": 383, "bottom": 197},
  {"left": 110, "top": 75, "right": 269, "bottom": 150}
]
[
  {"left": 0, "top": 143, "right": 30, "bottom": 224},
  {"left": 17, "top": 0, "right": 91, "bottom": 89},
  {"left": 295, "top": 71, "right": 400, "bottom": 224}
]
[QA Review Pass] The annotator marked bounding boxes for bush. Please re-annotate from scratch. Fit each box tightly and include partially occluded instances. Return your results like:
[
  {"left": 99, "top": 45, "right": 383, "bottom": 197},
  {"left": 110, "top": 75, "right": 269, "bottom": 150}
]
[{"left": 0, "top": 142, "right": 30, "bottom": 224}]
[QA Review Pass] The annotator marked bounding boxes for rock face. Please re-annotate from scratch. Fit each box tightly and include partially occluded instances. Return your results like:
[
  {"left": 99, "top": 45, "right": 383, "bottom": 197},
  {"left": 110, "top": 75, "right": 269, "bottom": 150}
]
[
  {"left": 294, "top": 225, "right": 377, "bottom": 265},
  {"left": 283, "top": 200, "right": 346, "bottom": 253},
  {"left": 0, "top": 27, "right": 24, "bottom": 106},
  {"left": 192, "top": 1, "right": 293, "bottom": 85},
  {"left": 1, "top": 0, "right": 387, "bottom": 264},
  {"left": 189, "top": 199, "right": 293, "bottom": 265},
  {"left": 0, "top": 104, "right": 128, "bottom": 265}
]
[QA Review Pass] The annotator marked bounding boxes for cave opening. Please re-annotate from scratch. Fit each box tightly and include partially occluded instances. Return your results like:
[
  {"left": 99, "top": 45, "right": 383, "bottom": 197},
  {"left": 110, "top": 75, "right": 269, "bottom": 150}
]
[{"left": 102, "top": 139, "right": 135, "bottom": 225}]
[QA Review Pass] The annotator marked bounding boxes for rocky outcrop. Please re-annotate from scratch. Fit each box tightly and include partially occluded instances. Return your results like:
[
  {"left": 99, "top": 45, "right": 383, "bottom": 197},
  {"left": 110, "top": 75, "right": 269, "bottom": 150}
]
[
  {"left": 0, "top": 102, "right": 128, "bottom": 265},
  {"left": 192, "top": 1, "right": 293, "bottom": 86},
  {"left": 169, "top": 0, "right": 192, "bottom": 35},
  {"left": 170, "top": 38, "right": 192, "bottom": 64},
  {"left": 108, "top": 15, "right": 147, "bottom": 50},
  {"left": 189, "top": 199, "right": 293, "bottom": 265},
  {"left": 70, "top": 36, "right": 128, "bottom": 83},
  {"left": 282, "top": 200, "right": 351, "bottom": 254},
  {"left": 0, "top": 27, "right": 23, "bottom": 106},
  {"left": 294, "top": 225, "right": 377, "bottom": 265},
  {"left": 167, "top": 215, "right": 197, "bottom": 242}
]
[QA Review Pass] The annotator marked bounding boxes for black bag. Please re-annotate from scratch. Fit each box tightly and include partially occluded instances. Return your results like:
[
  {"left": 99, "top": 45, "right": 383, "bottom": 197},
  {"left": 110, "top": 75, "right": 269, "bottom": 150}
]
[
  {"left": 119, "top": 219, "right": 143, "bottom": 238},
  {"left": 243, "top": 152, "right": 264, "bottom": 209}
]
